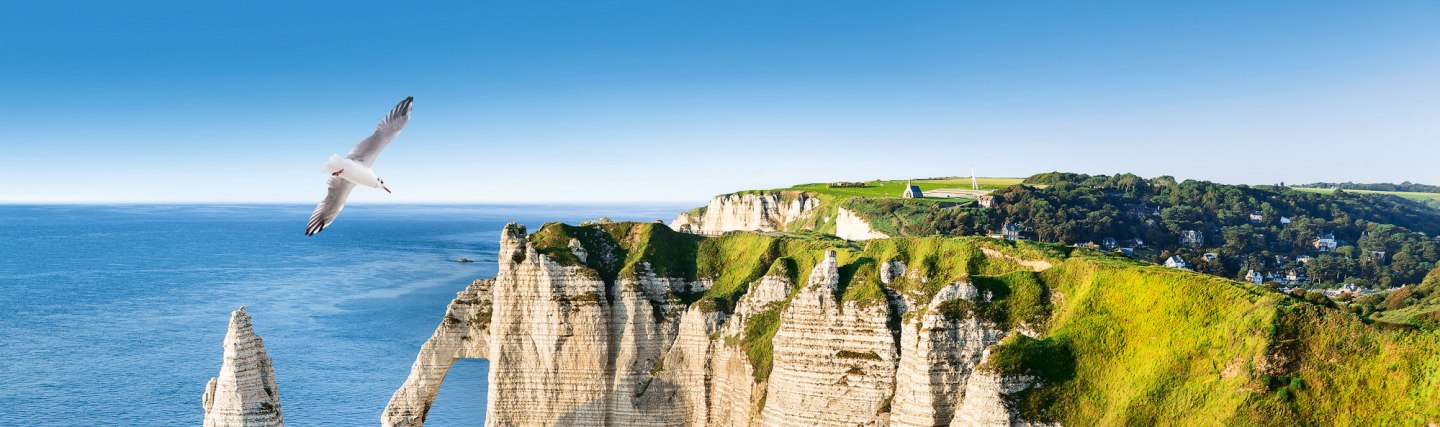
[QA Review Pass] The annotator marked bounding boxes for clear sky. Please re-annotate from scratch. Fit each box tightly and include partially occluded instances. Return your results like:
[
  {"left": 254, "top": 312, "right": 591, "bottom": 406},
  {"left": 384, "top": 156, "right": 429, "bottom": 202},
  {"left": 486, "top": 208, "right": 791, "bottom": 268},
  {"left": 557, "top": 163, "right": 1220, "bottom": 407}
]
[{"left": 2, "top": 1, "right": 1437, "bottom": 204}]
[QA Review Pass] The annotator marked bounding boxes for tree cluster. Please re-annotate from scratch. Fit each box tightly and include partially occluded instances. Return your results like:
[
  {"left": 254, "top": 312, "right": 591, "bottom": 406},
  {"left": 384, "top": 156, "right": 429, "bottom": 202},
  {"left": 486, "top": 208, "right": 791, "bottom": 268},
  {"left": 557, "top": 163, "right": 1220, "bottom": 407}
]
[{"left": 985, "top": 173, "right": 1440, "bottom": 288}]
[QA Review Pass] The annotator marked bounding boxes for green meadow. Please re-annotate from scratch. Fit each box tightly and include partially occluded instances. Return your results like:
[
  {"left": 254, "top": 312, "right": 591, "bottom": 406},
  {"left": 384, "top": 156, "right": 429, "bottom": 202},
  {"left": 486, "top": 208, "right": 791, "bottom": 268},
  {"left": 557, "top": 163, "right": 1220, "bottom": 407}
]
[
  {"left": 1292, "top": 186, "right": 1440, "bottom": 203},
  {"left": 762, "top": 177, "right": 1023, "bottom": 200}
]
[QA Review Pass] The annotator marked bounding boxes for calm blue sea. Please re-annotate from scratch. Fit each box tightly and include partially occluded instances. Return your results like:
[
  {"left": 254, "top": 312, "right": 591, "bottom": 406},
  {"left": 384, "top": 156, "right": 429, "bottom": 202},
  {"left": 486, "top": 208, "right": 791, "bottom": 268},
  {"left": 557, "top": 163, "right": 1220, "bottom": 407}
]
[{"left": 0, "top": 204, "right": 684, "bottom": 426}]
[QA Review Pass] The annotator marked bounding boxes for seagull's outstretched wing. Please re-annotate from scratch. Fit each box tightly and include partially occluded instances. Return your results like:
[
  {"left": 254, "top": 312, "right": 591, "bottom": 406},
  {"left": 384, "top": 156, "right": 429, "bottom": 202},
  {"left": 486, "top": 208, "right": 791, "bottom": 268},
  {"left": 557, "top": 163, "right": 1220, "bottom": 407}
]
[
  {"left": 306, "top": 176, "right": 357, "bottom": 236},
  {"left": 346, "top": 96, "right": 413, "bottom": 167}
]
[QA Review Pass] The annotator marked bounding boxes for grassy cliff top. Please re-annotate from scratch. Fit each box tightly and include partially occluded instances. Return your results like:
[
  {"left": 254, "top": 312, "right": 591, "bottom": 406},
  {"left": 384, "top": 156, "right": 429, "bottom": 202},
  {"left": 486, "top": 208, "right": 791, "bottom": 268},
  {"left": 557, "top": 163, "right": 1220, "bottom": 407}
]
[
  {"left": 527, "top": 220, "right": 1062, "bottom": 310},
  {"left": 734, "top": 177, "right": 1023, "bottom": 200}
]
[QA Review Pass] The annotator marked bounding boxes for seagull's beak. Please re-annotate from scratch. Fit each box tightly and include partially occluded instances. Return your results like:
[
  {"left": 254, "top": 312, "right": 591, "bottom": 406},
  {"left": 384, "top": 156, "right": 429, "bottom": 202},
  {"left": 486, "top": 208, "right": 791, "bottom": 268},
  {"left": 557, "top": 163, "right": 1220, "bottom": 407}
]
[{"left": 382, "top": 184, "right": 392, "bottom": 194}]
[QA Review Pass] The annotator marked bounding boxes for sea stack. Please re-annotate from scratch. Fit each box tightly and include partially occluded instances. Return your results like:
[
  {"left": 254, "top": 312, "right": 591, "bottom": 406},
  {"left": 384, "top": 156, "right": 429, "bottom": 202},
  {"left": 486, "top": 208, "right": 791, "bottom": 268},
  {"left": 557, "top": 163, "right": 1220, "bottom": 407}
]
[{"left": 202, "top": 307, "right": 284, "bottom": 427}]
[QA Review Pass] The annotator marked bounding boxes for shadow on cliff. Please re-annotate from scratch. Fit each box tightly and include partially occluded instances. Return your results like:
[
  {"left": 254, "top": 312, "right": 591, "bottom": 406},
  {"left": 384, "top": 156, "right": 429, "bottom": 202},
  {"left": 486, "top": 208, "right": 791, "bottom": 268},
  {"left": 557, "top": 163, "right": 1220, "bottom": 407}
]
[
  {"left": 995, "top": 335, "right": 1078, "bottom": 419},
  {"left": 836, "top": 256, "right": 877, "bottom": 297}
]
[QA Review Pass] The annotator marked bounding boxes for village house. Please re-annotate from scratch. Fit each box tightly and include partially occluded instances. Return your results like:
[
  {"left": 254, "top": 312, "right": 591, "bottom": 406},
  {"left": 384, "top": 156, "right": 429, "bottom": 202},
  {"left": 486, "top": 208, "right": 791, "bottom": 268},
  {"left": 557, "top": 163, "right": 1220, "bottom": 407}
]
[
  {"left": 1117, "top": 248, "right": 1136, "bottom": 257},
  {"left": 977, "top": 194, "right": 996, "bottom": 208},
  {"left": 1280, "top": 216, "right": 1292, "bottom": 226},
  {"left": 1002, "top": 222, "right": 1023, "bottom": 241},
  {"left": 1322, "top": 283, "right": 1376, "bottom": 298},
  {"left": 1125, "top": 203, "right": 1161, "bottom": 217},
  {"left": 1202, "top": 253, "right": 1220, "bottom": 262},
  {"left": 1180, "top": 230, "right": 1204, "bottom": 247},
  {"left": 1244, "top": 269, "right": 1264, "bottom": 284},
  {"left": 1369, "top": 251, "right": 1388, "bottom": 264},
  {"left": 1249, "top": 211, "right": 1265, "bottom": 223},
  {"left": 1314, "top": 233, "right": 1338, "bottom": 252},
  {"left": 1296, "top": 255, "right": 1315, "bottom": 264},
  {"left": 1163, "top": 255, "right": 1192, "bottom": 270},
  {"left": 1286, "top": 269, "right": 1307, "bottom": 285},
  {"left": 902, "top": 180, "right": 924, "bottom": 199},
  {"left": 1101, "top": 237, "right": 1118, "bottom": 250}
]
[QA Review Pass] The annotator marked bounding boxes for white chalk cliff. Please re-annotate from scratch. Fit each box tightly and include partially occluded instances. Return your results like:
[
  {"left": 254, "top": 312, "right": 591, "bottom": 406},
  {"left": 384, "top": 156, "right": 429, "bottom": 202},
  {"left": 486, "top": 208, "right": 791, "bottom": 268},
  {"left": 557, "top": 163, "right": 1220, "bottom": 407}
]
[
  {"left": 203, "top": 307, "right": 284, "bottom": 427},
  {"left": 671, "top": 191, "right": 895, "bottom": 242},
  {"left": 671, "top": 192, "right": 820, "bottom": 235},
  {"left": 835, "top": 207, "right": 890, "bottom": 241},
  {"left": 383, "top": 222, "right": 1050, "bottom": 426}
]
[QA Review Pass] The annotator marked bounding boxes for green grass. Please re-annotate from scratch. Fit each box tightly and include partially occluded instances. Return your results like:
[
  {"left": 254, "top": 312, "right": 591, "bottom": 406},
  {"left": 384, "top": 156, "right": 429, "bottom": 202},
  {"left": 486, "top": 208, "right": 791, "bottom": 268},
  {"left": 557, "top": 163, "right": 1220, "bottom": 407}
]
[
  {"left": 839, "top": 197, "right": 983, "bottom": 237},
  {"left": 1368, "top": 266, "right": 1440, "bottom": 329},
  {"left": 1018, "top": 254, "right": 1440, "bottom": 425},
  {"left": 1026, "top": 257, "right": 1282, "bottom": 424},
  {"left": 1292, "top": 186, "right": 1440, "bottom": 203},
  {"left": 772, "top": 177, "right": 1022, "bottom": 200},
  {"left": 741, "top": 303, "right": 783, "bottom": 382},
  {"left": 971, "top": 271, "right": 1051, "bottom": 330}
]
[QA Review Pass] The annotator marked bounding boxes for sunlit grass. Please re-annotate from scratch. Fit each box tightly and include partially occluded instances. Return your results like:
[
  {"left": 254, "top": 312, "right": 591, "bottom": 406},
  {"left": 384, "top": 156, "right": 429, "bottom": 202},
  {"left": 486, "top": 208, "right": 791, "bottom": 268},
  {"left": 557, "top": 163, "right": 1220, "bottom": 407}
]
[{"left": 1292, "top": 186, "right": 1440, "bottom": 203}]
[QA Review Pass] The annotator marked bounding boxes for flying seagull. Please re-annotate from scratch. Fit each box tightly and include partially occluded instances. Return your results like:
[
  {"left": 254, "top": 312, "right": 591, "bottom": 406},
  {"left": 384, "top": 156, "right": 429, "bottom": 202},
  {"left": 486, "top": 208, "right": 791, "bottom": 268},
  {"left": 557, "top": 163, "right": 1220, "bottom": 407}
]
[{"left": 305, "top": 96, "right": 413, "bottom": 236}]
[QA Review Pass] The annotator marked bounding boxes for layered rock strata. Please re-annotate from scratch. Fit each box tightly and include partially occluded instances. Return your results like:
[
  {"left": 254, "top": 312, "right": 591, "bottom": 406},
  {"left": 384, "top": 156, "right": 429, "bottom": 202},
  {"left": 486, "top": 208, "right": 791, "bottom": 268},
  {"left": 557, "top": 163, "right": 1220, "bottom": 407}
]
[
  {"left": 203, "top": 307, "right": 284, "bottom": 427},
  {"left": 671, "top": 192, "right": 819, "bottom": 235},
  {"left": 384, "top": 222, "right": 1050, "bottom": 426},
  {"left": 382, "top": 280, "right": 493, "bottom": 426},
  {"left": 759, "top": 251, "right": 897, "bottom": 426},
  {"left": 889, "top": 283, "right": 1005, "bottom": 427}
]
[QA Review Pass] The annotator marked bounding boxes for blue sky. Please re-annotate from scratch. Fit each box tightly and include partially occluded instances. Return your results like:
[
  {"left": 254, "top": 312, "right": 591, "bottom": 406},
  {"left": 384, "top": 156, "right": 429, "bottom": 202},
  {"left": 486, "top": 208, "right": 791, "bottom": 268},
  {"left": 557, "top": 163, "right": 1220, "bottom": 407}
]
[{"left": 2, "top": 1, "right": 1437, "bottom": 203}]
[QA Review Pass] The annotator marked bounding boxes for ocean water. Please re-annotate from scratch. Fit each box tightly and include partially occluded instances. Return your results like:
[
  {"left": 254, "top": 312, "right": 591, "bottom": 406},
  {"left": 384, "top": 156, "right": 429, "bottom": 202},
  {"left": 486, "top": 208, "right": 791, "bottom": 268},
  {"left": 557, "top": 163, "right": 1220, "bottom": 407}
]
[{"left": 0, "top": 204, "right": 684, "bottom": 426}]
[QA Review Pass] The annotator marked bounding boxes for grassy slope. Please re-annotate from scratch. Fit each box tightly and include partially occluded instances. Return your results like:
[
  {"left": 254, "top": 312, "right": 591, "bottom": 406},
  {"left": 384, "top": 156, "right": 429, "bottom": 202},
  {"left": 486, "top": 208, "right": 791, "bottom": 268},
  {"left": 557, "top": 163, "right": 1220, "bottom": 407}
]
[
  {"left": 1292, "top": 186, "right": 1440, "bottom": 203},
  {"left": 1023, "top": 255, "right": 1440, "bottom": 425},
  {"left": 1370, "top": 266, "right": 1440, "bottom": 328},
  {"left": 527, "top": 222, "right": 1440, "bottom": 424}
]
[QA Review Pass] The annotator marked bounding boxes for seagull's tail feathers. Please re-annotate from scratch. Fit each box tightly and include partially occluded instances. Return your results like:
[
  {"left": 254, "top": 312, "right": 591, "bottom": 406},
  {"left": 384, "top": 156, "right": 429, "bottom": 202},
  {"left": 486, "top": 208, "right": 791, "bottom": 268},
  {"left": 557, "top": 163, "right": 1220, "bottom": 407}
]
[{"left": 321, "top": 154, "right": 346, "bottom": 174}]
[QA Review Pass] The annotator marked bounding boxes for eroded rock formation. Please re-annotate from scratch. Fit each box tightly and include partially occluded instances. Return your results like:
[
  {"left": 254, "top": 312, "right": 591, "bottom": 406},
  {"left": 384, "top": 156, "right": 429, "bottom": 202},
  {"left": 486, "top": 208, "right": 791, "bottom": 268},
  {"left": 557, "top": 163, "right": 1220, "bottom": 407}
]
[
  {"left": 203, "top": 307, "right": 283, "bottom": 427},
  {"left": 671, "top": 192, "right": 819, "bottom": 235},
  {"left": 383, "top": 222, "right": 1050, "bottom": 426},
  {"left": 382, "top": 280, "right": 493, "bottom": 426}
]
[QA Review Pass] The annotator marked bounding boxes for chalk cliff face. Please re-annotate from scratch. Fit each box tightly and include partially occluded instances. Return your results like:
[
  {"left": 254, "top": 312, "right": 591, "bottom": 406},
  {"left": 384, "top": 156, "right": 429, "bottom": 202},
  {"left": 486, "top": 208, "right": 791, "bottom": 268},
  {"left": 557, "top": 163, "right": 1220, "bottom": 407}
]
[
  {"left": 384, "top": 222, "right": 1050, "bottom": 426},
  {"left": 671, "top": 192, "right": 820, "bottom": 235},
  {"left": 890, "top": 282, "right": 1003, "bottom": 427},
  {"left": 759, "top": 251, "right": 896, "bottom": 426},
  {"left": 203, "top": 307, "right": 284, "bottom": 427},
  {"left": 671, "top": 191, "right": 894, "bottom": 242},
  {"left": 835, "top": 207, "right": 890, "bottom": 241},
  {"left": 382, "top": 279, "right": 493, "bottom": 426}
]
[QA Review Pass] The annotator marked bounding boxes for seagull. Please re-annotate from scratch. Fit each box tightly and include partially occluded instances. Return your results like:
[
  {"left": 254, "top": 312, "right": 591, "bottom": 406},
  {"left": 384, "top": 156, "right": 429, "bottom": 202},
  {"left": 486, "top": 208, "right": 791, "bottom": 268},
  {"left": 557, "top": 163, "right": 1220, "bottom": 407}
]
[{"left": 305, "top": 96, "right": 413, "bottom": 236}]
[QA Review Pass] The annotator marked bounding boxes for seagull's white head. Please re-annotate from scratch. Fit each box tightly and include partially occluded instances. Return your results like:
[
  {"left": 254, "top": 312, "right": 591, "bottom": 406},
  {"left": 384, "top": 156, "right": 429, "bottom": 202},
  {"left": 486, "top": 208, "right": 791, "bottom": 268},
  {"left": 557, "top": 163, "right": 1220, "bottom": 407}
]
[{"left": 378, "top": 178, "right": 391, "bottom": 194}]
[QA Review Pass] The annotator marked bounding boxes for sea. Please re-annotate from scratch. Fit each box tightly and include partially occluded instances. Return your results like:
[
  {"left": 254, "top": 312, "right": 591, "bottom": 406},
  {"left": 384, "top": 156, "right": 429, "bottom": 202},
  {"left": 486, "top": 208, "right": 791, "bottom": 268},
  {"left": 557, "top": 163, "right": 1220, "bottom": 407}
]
[{"left": 0, "top": 204, "right": 686, "bottom": 426}]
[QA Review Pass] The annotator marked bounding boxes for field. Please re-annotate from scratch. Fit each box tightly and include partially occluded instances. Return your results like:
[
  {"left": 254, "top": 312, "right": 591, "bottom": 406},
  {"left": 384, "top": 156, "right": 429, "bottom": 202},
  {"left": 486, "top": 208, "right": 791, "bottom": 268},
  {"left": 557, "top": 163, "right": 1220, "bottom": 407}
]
[
  {"left": 773, "top": 177, "right": 1023, "bottom": 200},
  {"left": 1292, "top": 187, "right": 1440, "bottom": 203}
]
